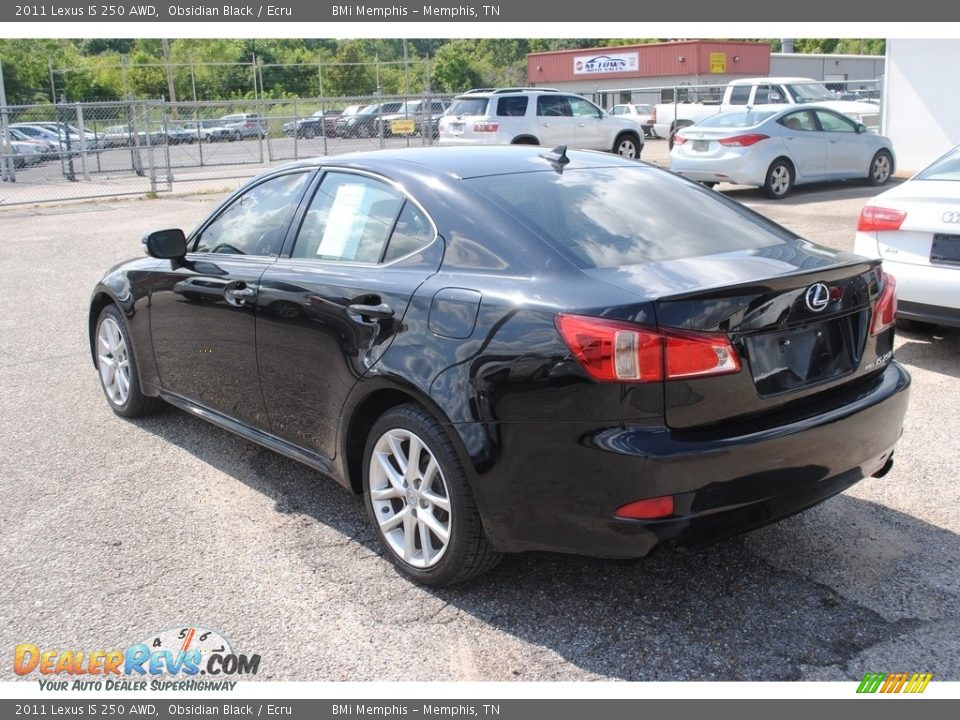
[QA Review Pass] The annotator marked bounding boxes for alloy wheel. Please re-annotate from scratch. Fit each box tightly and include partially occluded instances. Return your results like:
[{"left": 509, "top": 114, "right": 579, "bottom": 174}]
[
  {"left": 872, "top": 154, "right": 891, "bottom": 183},
  {"left": 368, "top": 428, "right": 452, "bottom": 569},
  {"left": 770, "top": 165, "right": 791, "bottom": 195},
  {"left": 97, "top": 317, "right": 131, "bottom": 406}
]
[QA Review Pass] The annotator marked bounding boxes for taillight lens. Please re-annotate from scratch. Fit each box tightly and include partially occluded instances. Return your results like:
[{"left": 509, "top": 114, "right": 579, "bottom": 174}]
[
  {"left": 615, "top": 495, "right": 675, "bottom": 520},
  {"left": 673, "top": 134, "right": 687, "bottom": 145},
  {"left": 871, "top": 271, "right": 897, "bottom": 335},
  {"left": 858, "top": 205, "right": 906, "bottom": 232},
  {"left": 718, "top": 133, "right": 769, "bottom": 147},
  {"left": 473, "top": 121, "right": 500, "bottom": 132},
  {"left": 555, "top": 314, "right": 740, "bottom": 383}
]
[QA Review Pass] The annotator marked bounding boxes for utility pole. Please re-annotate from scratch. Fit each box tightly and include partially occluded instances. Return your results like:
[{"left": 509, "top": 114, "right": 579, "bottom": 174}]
[
  {"left": 162, "top": 38, "right": 178, "bottom": 120},
  {"left": 0, "top": 57, "right": 16, "bottom": 182},
  {"left": 402, "top": 39, "right": 410, "bottom": 95}
]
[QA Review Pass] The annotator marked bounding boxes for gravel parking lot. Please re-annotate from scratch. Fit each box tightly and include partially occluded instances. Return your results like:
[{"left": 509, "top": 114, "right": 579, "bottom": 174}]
[{"left": 1, "top": 145, "right": 958, "bottom": 682}]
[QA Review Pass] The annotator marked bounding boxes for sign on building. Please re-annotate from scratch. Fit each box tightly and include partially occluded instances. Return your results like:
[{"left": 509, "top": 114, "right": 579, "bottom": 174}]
[{"left": 573, "top": 52, "right": 639, "bottom": 75}]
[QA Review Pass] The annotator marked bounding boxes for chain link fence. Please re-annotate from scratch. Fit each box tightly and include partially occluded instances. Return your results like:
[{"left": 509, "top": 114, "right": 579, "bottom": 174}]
[{"left": 0, "top": 93, "right": 454, "bottom": 206}]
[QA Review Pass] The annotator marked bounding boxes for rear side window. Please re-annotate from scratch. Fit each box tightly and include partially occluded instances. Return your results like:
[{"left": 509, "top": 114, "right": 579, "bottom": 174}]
[
  {"left": 497, "top": 96, "right": 529, "bottom": 117},
  {"left": 448, "top": 97, "right": 489, "bottom": 116},
  {"left": 537, "top": 95, "right": 572, "bottom": 117},
  {"left": 383, "top": 203, "right": 435, "bottom": 262},
  {"left": 292, "top": 173, "right": 404, "bottom": 263},
  {"left": 465, "top": 167, "right": 790, "bottom": 268},
  {"left": 700, "top": 111, "right": 774, "bottom": 128},
  {"left": 728, "top": 86, "right": 751, "bottom": 105}
]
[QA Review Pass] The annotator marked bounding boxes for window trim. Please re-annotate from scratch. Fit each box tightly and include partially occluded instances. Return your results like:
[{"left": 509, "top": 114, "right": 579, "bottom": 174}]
[
  {"left": 187, "top": 168, "right": 317, "bottom": 258},
  {"left": 284, "top": 166, "right": 440, "bottom": 268}
]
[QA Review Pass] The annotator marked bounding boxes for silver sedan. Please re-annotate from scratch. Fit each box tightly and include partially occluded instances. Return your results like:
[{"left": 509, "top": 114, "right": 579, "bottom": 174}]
[{"left": 670, "top": 105, "right": 895, "bottom": 198}]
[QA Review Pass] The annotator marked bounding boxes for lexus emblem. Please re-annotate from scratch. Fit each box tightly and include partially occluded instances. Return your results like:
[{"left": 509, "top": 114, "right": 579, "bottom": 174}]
[
  {"left": 942, "top": 211, "right": 960, "bottom": 224},
  {"left": 805, "top": 283, "right": 830, "bottom": 312}
]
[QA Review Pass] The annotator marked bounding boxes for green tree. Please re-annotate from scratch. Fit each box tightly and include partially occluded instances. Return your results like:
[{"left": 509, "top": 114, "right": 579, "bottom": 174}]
[{"left": 431, "top": 40, "right": 484, "bottom": 92}]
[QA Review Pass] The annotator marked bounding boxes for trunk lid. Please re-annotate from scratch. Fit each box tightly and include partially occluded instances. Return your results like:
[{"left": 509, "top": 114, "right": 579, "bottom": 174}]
[{"left": 587, "top": 247, "right": 887, "bottom": 429}]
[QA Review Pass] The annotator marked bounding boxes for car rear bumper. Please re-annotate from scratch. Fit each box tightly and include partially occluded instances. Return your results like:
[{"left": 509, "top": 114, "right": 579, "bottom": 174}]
[
  {"left": 670, "top": 151, "right": 769, "bottom": 187},
  {"left": 466, "top": 361, "right": 911, "bottom": 558}
]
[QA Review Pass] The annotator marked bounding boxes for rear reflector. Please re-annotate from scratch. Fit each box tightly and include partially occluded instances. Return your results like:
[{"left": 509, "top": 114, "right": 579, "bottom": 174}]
[
  {"left": 673, "top": 134, "right": 688, "bottom": 145},
  {"left": 871, "top": 271, "right": 897, "bottom": 335},
  {"left": 615, "top": 496, "right": 675, "bottom": 520},
  {"left": 858, "top": 205, "right": 906, "bottom": 232},
  {"left": 555, "top": 314, "right": 740, "bottom": 383},
  {"left": 718, "top": 133, "right": 769, "bottom": 147},
  {"left": 473, "top": 121, "right": 500, "bottom": 132}
]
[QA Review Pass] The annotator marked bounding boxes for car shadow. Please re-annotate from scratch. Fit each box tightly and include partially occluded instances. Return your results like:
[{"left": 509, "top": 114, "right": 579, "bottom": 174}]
[
  {"left": 721, "top": 179, "right": 903, "bottom": 205},
  {"left": 895, "top": 326, "right": 960, "bottom": 380},
  {"left": 134, "top": 408, "right": 956, "bottom": 680}
]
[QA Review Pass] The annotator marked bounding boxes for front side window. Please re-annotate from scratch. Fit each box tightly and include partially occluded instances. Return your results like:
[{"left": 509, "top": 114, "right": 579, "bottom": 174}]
[
  {"left": 568, "top": 97, "right": 601, "bottom": 118},
  {"left": 194, "top": 172, "right": 310, "bottom": 256},
  {"left": 292, "top": 173, "right": 405, "bottom": 263},
  {"left": 815, "top": 110, "right": 856, "bottom": 133}
]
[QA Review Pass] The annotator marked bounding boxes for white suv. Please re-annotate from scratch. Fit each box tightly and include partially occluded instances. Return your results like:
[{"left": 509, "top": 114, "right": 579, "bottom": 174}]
[{"left": 438, "top": 88, "right": 644, "bottom": 158}]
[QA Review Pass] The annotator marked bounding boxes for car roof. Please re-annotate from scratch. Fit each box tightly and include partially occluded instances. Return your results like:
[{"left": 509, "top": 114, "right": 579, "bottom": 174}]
[
  {"left": 729, "top": 77, "right": 817, "bottom": 85},
  {"left": 273, "top": 145, "right": 643, "bottom": 181}
]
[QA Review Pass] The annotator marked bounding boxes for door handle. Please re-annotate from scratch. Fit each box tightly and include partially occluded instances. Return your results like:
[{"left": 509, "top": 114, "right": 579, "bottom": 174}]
[
  {"left": 829, "top": 139, "right": 839, "bottom": 144},
  {"left": 542, "top": 122, "right": 551, "bottom": 127},
  {"left": 224, "top": 284, "right": 256, "bottom": 307},
  {"left": 348, "top": 302, "right": 394, "bottom": 320}
]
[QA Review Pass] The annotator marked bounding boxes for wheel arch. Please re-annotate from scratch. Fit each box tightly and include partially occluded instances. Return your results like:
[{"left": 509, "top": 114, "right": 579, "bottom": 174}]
[
  {"left": 340, "top": 377, "right": 469, "bottom": 497},
  {"left": 510, "top": 135, "right": 540, "bottom": 145},
  {"left": 88, "top": 288, "right": 122, "bottom": 367}
]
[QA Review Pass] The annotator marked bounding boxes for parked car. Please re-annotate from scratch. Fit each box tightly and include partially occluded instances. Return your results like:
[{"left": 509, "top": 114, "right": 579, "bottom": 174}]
[
  {"left": 1, "top": 139, "right": 43, "bottom": 168},
  {"left": 282, "top": 109, "right": 343, "bottom": 139},
  {"left": 7, "top": 128, "right": 59, "bottom": 157},
  {"left": 9, "top": 124, "right": 75, "bottom": 155},
  {"left": 101, "top": 124, "right": 166, "bottom": 148},
  {"left": 375, "top": 100, "right": 449, "bottom": 138},
  {"left": 29, "top": 121, "right": 102, "bottom": 149},
  {"left": 327, "top": 105, "right": 365, "bottom": 137},
  {"left": 611, "top": 103, "right": 655, "bottom": 138},
  {"left": 854, "top": 143, "right": 960, "bottom": 330},
  {"left": 670, "top": 106, "right": 895, "bottom": 198},
  {"left": 336, "top": 102, "right": 404, "bottom": 138},
  {"left": 220, "top": 113, "right": 267, "bottom": 140},
  {"left": 438, "top": 88, "right": 643, "bottom": 158},
  {"left": 165, "top": 125, "right": 198, "bottom": 144},
  {"left": 192, "top": 119, "right": 234, "bottom": 143},
  {"left": 88, "top": 145, "right": 909, "bottom": 586}
]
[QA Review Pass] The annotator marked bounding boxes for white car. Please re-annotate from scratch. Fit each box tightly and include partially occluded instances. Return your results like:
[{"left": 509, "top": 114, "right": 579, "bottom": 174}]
[
  {"left": 854, "top": 144, "right": 960, "bottom": 330},
  {"left": 611, "top": 103, "right": 655, "bottom": 137},
  {"left": 438, "top": 88, "right": 644, "bottom": 158},
  {"left": 670, "top": 106, "right": 894, "bottom": 199}
]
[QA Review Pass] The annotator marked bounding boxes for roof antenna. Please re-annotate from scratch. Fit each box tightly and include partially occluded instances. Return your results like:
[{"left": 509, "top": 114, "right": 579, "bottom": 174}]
[{"left": 540, "top": 144, "right": 570, "bottom": 172}]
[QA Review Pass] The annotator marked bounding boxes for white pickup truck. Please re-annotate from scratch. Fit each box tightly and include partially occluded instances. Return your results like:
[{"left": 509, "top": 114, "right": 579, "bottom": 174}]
[{"left": 652, "top": 77, "right": 881, "bottom": 145}]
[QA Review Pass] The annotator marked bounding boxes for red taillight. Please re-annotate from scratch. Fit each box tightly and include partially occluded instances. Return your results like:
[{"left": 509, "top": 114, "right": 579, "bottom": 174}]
[
  {"left": 673, "top": 134, "right": 687, "bottom": 145},
  {"left": 555, "top": 314, "right": 740, "bottom": 383},
  {"left": 871, "top": 271, "right": 897, "bottom": 335},
  {"left": 615, "top": 495, "right": 675, "bottom": 520},
  {"left": 858, "top": 205, "right": 907, "bottom": 232},
  {"left": 718, "top": 133, "right": 769, "bottom": 147},
  {"left": 473, "top": 121, "right": 500, "bottom": 132},
  {"left": 664, "top": 331, "right": 741, "bottom": 379}
]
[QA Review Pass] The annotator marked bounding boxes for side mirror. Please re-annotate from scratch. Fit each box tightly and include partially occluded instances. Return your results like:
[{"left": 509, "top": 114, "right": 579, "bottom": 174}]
[
  {"left": 142, "top": 228, "right": 187, "bottom": 259},
  {"left": 855, "top": 123, "right": 867, "bottom": 134}
]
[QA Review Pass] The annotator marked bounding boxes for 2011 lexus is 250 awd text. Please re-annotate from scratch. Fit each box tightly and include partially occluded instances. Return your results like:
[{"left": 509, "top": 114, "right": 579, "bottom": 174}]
[{"left": 89, "top": 146, "right": 910, "bottom": 585}]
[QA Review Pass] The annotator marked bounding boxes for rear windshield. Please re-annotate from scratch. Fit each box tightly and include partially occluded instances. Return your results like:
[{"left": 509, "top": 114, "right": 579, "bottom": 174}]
[
  {"left": 465, "top": 167, "right": 790, "bottom": 268},
  {"left": 915, "top": 146, "right": 960, "bottom": 181},
  {"left": 447, "top": 97, "right": 489, "bottom": 116},
  {"left": 698, "top": 111, "right": 775, "bottom": 128}
]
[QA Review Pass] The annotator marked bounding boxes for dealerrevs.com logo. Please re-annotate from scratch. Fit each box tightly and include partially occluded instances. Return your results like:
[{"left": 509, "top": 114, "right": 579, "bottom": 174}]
[{"left": 14, "top": 626, "right": 260, "bottom": 691}]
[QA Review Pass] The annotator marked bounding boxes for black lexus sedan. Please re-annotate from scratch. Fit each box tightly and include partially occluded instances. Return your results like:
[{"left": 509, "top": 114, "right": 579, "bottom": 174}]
[{"left": 88, "top": 146, "right": 910, "bottom": 585}]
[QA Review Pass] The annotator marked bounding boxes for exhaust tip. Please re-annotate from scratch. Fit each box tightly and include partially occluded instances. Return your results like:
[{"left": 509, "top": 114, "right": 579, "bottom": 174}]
[{"left": 872, "top": 455, "right": 894, "bottom": 478}]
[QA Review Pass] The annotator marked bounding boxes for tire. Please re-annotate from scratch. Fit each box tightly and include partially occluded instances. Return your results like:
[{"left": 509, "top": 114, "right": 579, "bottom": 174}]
[
  {"left": 94, "top": 304, "right": 162, "bottom": 419},
  {"left": 303, "top": 127, "right": 316, "bottom": 140},
  {"left": 763, "top": 159, "right": 794, "bottom": 199},
  {"left": 613, "top": 133, "right": 641, "bottom": 159},
  {"left": 362, "top": 403, "right": 501, "bottom": 586},
  {"left": 868, "top": 150, "right": 893, "bottom": 186},
  {"left": 896, "top": 317, "right": 937, "bottom": 333}
]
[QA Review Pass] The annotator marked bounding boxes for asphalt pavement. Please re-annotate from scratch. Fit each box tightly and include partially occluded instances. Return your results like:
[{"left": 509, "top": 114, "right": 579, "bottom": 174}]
[{"left": 0, "top": 146, "right": 957, "bottom": 682}]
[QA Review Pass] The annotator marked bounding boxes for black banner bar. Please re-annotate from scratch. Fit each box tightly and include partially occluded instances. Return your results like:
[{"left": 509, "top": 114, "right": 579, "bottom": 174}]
[{"left": 3, "top": 1, "right": 960, "bottom": 23}]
